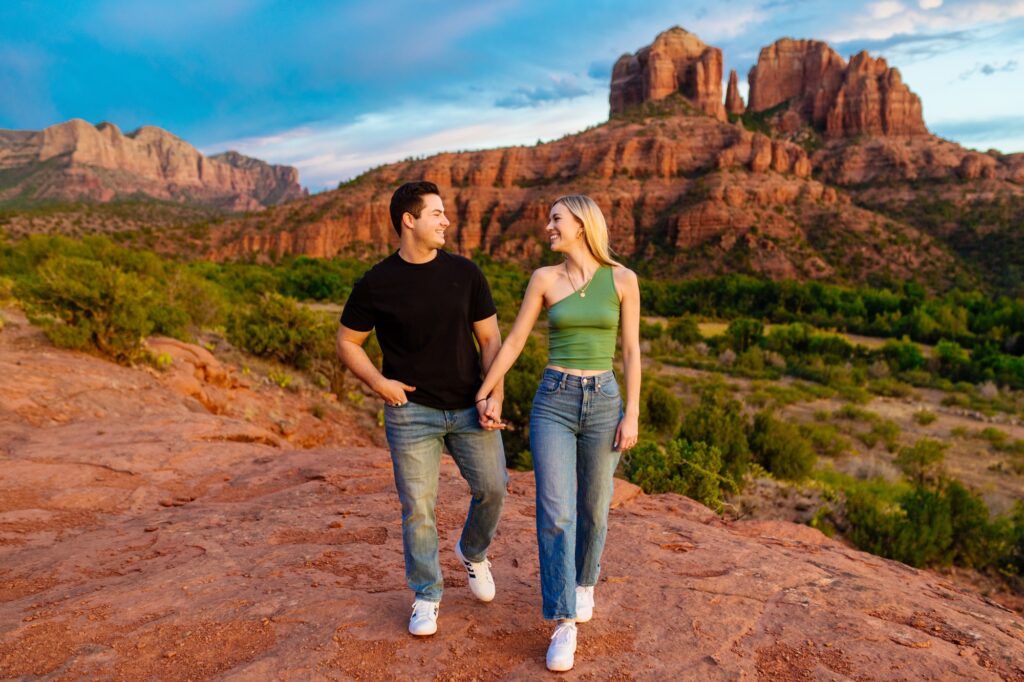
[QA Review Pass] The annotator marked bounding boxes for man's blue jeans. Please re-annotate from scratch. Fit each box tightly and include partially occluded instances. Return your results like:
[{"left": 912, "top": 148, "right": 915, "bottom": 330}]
[
  {"left": 383, "top": 402, "right": 507, "bottom": 603},
  {"left": 529, "top": 368, "right": 622, "bottom": 620}
]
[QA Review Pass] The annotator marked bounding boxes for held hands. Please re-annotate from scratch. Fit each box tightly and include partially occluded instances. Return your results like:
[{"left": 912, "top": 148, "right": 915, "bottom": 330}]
[
  {"left": 377, "top": 379, "right": 415, "bottom": 407},
  {"left": 476, "top": 395, "right": 506, "bottom": 431},
  {"left": 614, "top": 414, "right": 639, "bottom": 451}
]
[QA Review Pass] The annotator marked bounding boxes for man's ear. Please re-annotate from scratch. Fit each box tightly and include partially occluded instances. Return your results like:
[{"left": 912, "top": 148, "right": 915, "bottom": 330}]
[{"left": 402, "top": 212, "right": 416, "bottom": 231}]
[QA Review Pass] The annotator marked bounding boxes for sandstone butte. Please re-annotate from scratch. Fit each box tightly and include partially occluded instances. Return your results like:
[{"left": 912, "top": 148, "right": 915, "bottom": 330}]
[
  {"left": 2, "top": 306, "right": 1024, "bottom": 680},
  {"left": 206, "top": 27, "right": 1024, "bottom": 287},
  {"left": 0, "top": 119, "right": 307, "bottom": 211}
]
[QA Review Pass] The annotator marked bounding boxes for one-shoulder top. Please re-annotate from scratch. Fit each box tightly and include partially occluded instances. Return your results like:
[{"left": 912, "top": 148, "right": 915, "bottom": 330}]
[{"left": 547, "top": 266, "right": 619, "bottom": 371}]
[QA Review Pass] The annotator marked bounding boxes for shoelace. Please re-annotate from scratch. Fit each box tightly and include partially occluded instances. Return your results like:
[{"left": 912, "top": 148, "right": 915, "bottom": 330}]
[
  {"left": 551, "top": 623, "right": 576, "bottom": 643},
  {"left": 411, "top": 601, "right": 437, "bottom": 618},
  {"left": 465, "top": 557, "right": 494, "bottom": 583}
]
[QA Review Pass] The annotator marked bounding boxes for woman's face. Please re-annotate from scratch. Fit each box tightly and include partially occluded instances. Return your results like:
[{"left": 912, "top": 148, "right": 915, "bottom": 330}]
[{"left": 545, "top": 203, "right": 582, "bottom": 253}]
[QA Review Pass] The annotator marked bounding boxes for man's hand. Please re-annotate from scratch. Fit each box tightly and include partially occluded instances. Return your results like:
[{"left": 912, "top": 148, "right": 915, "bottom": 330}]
[
  {"left": 477, "top": 395, "right": 505, "bottom": 430},
  {"left": 375, "top": 378, "right": 416, "bottom": 406}
]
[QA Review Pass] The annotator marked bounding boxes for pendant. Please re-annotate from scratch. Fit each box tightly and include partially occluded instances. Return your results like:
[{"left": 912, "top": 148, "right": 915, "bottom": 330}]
[{"left": 580, "top": 292, "right": 586, "bottom": 298}]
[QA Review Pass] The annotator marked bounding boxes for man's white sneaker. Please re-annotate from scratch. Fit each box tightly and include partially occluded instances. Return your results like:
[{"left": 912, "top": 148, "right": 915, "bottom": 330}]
[
  {"left": 575, "top": 585, "right": 595, "bottom": 623},
  {"left": 455, "top": 541, "right": 495, "bottom": 602},
  {"left": 409, "top": 599, "right": 439, "bottom": 636},
  {"left": 546, "top": 621, "right": 577, "bottom": 672}
]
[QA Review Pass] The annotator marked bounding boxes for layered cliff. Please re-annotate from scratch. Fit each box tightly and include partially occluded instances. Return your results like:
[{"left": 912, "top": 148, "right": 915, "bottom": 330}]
[{"left": 0, "top": 119, "right": 306, "bottom": 211}]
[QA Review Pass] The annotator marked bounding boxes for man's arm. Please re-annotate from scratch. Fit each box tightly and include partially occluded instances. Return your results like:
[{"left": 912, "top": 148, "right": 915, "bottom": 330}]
[
  {"left": 336, "top": 325, "right": 415, "bottom": 405},
  {"left": 473, "top": 314, "right": 504, "bottom": 429}
]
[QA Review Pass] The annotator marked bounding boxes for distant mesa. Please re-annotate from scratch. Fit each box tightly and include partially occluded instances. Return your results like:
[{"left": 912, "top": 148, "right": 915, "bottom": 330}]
[{"left": 0, "top": 118, "right": 307, "bottom": 211}]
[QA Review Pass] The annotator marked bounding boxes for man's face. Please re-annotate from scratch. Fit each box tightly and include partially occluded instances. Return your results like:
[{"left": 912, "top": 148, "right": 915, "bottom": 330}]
[{"left": 406, "top": 193, "right": 449, "bottom": 249}]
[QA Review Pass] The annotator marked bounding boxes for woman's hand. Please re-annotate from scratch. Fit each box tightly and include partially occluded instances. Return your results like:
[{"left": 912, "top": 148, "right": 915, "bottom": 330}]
[
  {"left": 477, "top": 395, "right": 506, "bottom": 430},
  {"left": 614, "top": 414, "right": 639, "bottom": 451}
]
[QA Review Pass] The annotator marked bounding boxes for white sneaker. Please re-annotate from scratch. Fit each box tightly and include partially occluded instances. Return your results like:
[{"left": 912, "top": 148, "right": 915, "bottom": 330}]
[
  {"left": 575, "top": 585, "right": 595, "bottom": 623},
  {"left": 409, "top": 599, "right": 439, "bottom": 636},
  {"left": 546, "top": 621, "right": 577, "bottom": 672},
  {"left": 455, "top": 541, "right": 495, "bottom": 602}
]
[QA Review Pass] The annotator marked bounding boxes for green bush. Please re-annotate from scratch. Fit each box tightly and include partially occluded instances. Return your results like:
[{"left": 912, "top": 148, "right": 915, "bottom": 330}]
[
  {"left": 641, "top": 383, "right": 682, "bottom": 435},
  {"left": 226, "top": 293, "right": 345, "bottom": 394},
  {"left": 501, "top": 335, "right": 547, "bottom": 470},
  {"left": 21, "top": 255, "right": 155, "bottom": 363},
  {"left": 895, "top": 438, "right": 947, "bottom": 484},
  {"left": 846, "top": 479, "right": 1014, "bottom": 570},
  {"left": 799, "top": 422, "right": 850, "bottom": 457},
  {"left": 639, "top": 319, "right": 665, "bottom": 340},
  {"left": 623, "top": 439, "right": 729, "bottom": 510},
  {"left": 678, "top": 385, "right": 750, "bottom": 490},
  {"left": 667, "top": 315, "right": 702, "bottom": 344},
  {"left": 749, "top": 411, "right": 817, "bottom": 480}
]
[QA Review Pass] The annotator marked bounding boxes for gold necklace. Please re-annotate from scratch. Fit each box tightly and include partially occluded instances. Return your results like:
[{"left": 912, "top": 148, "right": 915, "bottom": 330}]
[{"left": 565, "top": 261, "right": 597, "bottom": 298}]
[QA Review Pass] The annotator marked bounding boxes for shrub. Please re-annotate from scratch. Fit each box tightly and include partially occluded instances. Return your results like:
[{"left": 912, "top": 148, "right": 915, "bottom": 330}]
[
  {"left": 667, "top": 315, "right": 702, "bottom": 344},
  {"left": 799, "top": 422, "right": 850, "bottom": 457},
  {"left": 501, "top": 335, "right": 547, "bottom": 470},
  {"left": 749, "top": 411, "right": 817, "bottom": 480},
  {"left": 679, "top": 385, "right": 750, "bottom": 489},
  {"left": 622, "top": 440, "right": 729, "bottom": 510},
  {"left": 21, "top": 255, "right": 155, "bottom": 363},
  {"left": 913, "top": 410, "right": 937, "bottom": 425},
  {"left": 642, "top": 383, "right": 682, "bottom": 435},
  {"left": 639, "top": 319, "right": 665, "bottom": 340},
  {"left": 895, "top": 438, "right": 947, "bottom": 485}
]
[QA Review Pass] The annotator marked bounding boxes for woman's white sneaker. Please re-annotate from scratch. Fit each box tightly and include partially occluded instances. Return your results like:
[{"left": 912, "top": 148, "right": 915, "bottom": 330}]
[
  {"left": 455, "top": 541, "right": 495, "bottom": 602},
  {"left": 409, "top": 599, "right": 439, "bottom": 636},
  {"left": 575, "top": 585, "right": 595, "bottom": 623},
  {"left": 546, "top": 621, "right": 577, "bottom": 671}
]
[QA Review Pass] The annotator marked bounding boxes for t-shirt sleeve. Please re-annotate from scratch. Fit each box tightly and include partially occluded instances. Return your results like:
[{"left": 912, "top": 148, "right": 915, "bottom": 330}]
[
  {"left": 470, "top": 263, "right": 497, "bottom": 322},
  {"left": 339, "top": 275, "right": 376, "bottom": 331}
]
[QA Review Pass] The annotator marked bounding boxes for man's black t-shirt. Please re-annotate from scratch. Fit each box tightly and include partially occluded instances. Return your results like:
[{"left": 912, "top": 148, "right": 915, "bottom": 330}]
[{"left": 340, "top": 250, "right": 496, "bottom": 410}]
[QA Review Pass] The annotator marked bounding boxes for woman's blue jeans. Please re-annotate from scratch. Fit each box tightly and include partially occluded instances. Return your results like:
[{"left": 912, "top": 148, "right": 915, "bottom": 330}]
[
  {"left": 384, "top": 402, "right": 508, "bottom": 603},
  {"left": 529, "top": 368, "right": 622, "bottom": 620}
]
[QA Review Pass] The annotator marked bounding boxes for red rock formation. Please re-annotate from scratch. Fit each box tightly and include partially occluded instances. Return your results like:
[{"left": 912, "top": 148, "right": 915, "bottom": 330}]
[
  {"left": 747, "top": 39, "right": 927, "bottom": 138},
  {"left": 725, "top": 69, "right": 745, "bottom": 116},
  {"left": 0, "top": 119, "right": 307, "bottom": 210},
  {"left": 610, "top": 27, "right": 726, "bottom": 120}
]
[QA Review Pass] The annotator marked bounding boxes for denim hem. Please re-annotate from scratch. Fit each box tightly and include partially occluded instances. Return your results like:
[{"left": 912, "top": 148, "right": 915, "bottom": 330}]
[
  {"left": 414, "top": 594, "right": 442, "bottom": 603},
  {"left": 544, "top": 612, "right": 576, "bottom": 621}
]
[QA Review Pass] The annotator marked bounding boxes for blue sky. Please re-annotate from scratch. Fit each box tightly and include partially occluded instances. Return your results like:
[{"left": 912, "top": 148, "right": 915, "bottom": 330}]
[{"left": 2, "top": 1, "right": 1023, "bottom": 191}]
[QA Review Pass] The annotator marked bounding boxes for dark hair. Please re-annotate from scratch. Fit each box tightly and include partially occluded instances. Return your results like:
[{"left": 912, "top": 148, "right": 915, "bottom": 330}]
[{"left": 390, "top": 181, "right": 440, "bottom": 236}]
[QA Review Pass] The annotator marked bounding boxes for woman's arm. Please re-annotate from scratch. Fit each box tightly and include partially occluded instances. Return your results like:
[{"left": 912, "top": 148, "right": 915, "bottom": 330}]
[
  {"left": 614, "top": 267, "right": 641, "bottom": 451},
  {"left": 475, "top": 268, "right": 551, "bottom": 405}
]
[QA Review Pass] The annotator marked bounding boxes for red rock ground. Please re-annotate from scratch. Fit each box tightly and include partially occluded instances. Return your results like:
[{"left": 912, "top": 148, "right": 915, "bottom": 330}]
[{"left": 2, "top": 311, "right": 1023, "bottom": 680}]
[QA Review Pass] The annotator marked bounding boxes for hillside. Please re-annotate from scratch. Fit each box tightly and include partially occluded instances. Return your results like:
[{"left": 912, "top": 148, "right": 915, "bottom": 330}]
[{"left": 1, "top": 309, "right": 1023, "bottom": 679}]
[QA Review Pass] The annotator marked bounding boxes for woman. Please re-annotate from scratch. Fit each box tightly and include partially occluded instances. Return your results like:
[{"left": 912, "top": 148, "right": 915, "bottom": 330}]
[{"left": 475, "top": 195, "right": 640, "bottom": 672}]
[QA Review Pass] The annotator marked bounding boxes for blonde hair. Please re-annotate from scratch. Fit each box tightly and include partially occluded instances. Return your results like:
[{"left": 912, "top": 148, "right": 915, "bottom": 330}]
[{"left": 552, "top": 194, "right": 620, "bottom": 267}]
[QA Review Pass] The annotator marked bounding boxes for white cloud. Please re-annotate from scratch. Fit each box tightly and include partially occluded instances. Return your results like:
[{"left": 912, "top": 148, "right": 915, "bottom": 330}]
[
  {"left": 918, "top": 0, "right": 943, "bottom": 8},
  {"left": 827, "top": 1, "right": 1024, "bottom": 43},
  {"left": 870, "top": 1, "right": 906, "bottom": 19},
  {"left": 207, "top": 92, "right": 609, "bottom": 190}
]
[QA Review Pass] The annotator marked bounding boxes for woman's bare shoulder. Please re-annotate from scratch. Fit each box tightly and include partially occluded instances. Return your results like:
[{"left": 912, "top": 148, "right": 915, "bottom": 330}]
[{"left": 611, "top": 264, "right": 638, "bottom": 285}]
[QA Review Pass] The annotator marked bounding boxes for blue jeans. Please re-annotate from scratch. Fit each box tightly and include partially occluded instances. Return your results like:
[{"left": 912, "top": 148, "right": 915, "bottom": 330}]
[
  {"left": 383, "top": 401, "right": 508, "bottom": 602},
  {"left": 530, "top": 368, "right": 622, "bottom": 620}
]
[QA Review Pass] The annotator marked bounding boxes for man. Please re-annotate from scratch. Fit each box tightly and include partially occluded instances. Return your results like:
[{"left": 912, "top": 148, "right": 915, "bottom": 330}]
[{"left": 336, "top": 181, "right": 507, "bottom": 637}]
